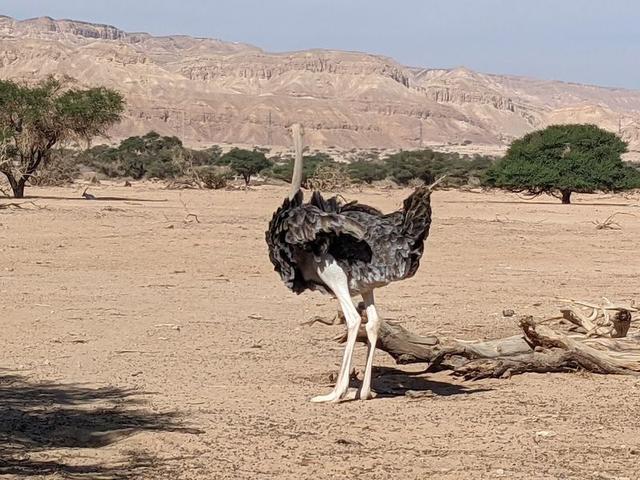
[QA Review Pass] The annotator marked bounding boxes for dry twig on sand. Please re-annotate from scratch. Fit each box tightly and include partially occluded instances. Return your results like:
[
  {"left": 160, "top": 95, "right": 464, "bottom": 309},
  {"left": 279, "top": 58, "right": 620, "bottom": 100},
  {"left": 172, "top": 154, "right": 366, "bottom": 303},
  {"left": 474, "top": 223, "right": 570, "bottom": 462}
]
[
  {"left": 177, "top": 193, "right": 201, "bottom": 224},
  {"left": 592, "top": 212, "right": 636, "bottom": 230}
]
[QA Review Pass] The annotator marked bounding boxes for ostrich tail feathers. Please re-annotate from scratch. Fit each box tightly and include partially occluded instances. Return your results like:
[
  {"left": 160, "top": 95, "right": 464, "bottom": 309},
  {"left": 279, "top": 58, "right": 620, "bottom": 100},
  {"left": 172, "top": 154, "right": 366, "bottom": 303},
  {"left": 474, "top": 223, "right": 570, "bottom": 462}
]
[{"left": 401, "top": 186, "right": 433, "bottom": 242}]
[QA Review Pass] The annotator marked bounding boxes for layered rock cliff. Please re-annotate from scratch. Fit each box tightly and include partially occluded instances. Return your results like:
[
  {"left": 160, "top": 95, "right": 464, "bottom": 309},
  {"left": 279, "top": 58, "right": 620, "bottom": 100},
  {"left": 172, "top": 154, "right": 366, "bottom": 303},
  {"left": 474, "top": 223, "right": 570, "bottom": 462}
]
[{"left": 1, "top": 15, "right": 639, "bottom": 158}]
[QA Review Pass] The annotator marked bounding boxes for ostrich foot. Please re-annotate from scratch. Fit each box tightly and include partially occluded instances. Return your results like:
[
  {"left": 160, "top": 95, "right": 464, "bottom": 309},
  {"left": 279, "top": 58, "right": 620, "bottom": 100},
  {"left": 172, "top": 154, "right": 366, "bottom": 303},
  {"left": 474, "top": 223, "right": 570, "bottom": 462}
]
[
  {"left": 310, "top": 391, "right": 342, "bottom": 403},
  {"left": 311, "top": 388, "right": 359, "bottom": 403},
  {"left": 358, "top": 389, "right": 378, "bottom": 400}
]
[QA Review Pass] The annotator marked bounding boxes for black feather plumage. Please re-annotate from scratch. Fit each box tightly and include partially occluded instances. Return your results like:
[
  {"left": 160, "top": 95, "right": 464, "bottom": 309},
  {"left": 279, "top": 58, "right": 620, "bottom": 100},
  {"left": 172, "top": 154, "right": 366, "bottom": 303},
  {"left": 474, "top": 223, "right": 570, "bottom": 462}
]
[{"left": 265, "top": 187, "right": 433, "bottom": 295}]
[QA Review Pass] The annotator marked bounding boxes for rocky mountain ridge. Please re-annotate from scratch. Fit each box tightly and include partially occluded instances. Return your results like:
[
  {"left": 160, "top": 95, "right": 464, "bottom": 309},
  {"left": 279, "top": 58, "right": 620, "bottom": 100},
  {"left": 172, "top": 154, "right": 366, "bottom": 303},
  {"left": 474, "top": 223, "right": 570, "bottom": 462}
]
[{"left": 1, "top": 15, "right": 639, "bottom": 158}]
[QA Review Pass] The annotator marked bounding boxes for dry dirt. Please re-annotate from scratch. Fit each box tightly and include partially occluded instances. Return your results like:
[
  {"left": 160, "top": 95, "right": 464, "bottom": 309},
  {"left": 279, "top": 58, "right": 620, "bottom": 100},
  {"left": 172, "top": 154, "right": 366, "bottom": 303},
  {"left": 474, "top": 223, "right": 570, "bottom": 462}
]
[{"left": 1, "top": 184, "right": 639, "bottom": 479}]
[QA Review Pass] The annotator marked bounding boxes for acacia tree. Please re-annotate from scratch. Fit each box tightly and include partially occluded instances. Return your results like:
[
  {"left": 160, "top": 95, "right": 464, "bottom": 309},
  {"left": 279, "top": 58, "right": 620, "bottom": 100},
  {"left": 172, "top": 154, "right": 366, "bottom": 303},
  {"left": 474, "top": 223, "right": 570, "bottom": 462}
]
[
  {"left": 0, "top": 78, "right": 124, "bottom": 198},
  {"left": 90, "top": 131, "right": 184, "bottom": 179},
  {"left": 485, "top": 124, "right": 640, "bottom": 204},
  {"left": 221, "top": 148, "right": 271, "bottom": 186}
]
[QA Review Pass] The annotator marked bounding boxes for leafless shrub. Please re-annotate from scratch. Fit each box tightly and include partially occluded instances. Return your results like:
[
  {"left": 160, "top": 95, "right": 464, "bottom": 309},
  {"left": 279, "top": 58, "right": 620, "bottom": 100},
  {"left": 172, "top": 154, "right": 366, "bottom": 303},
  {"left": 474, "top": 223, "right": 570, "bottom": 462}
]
[
  {"left": 165, "top": 178, "right": 199, "bottom": 190},
  {"left": 308, "top": 163, "right": 352, "bottom": 191},
  {"left": 407, "top": 178, "right": 425, "bottom": 189}
]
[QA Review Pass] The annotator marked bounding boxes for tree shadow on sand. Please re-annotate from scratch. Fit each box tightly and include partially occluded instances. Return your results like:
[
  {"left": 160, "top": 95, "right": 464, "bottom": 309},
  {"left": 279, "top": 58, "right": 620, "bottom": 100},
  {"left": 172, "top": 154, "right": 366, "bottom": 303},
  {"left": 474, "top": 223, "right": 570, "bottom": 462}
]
[
  {"left": 19, "top": 195, "right": 168, "bottom": 203},
  {"left": 370, "top": 366, "right": 492, "bottom": 398},
  {"left": 0, "top": 372, "right": 202, "bottom": 479},
  {"left": 447, "top": 199, "right": 636, "bottom": 207}
]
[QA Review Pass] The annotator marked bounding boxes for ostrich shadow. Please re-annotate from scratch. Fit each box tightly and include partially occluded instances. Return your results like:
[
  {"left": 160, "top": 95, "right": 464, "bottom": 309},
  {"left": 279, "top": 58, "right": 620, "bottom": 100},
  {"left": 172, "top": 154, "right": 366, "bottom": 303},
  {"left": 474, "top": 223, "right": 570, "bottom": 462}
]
[
  {"left": 365, "top": 366, "right": 493, "bottom": 398},
  {"left": 0, "top": 372, "right": 202, "bottom": 479}
]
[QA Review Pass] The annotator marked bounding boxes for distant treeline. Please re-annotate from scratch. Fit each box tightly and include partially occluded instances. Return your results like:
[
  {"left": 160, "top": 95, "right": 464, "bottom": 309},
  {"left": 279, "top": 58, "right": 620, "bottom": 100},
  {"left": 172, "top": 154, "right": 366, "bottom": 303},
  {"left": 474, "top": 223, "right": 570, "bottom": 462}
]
[
  {"left": 34, "top": 126, "right": 640, "bottom": 203},
  {"left": 4, "top": 74, "right": 637, "bottom": 202},
  {"left": 39, "top": 131, "right": 496, "bottom": 188}
]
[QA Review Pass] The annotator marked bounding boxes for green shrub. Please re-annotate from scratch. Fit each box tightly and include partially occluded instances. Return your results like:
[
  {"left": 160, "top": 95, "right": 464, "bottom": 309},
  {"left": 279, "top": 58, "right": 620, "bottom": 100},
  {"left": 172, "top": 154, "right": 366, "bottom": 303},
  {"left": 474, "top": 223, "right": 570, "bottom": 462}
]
[
  {"left": 82, "top": 131, "right": 188, "bottom": 180},
  {"left": 384, "top": 149, "right": 494, "bottom": 186},
  {"left": 384, "top": 150, "right": 437, "bottom": 185},
  {"left": 347, "top": 160, "right": 388, "bottom": 184},
  {"left": 190, "top": 145, "right": 223, "bottom": 166}
]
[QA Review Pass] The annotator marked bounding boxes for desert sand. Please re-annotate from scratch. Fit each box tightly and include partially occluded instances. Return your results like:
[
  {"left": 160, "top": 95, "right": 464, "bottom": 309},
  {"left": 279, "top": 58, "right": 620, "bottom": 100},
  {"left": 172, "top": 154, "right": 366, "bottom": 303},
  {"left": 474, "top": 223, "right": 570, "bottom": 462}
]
[{"left": 1, "top": 184, "right": 639, "bottom": 479}]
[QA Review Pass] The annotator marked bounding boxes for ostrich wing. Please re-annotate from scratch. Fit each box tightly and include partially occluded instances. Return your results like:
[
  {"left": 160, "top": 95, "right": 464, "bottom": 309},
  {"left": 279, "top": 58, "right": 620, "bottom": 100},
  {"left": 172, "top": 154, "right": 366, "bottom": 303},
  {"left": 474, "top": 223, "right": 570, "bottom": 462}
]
[
  {"left": 266, "top": 191, "right": 370, "bottom": 294},
  {"left": 309, "top": 191, "right": 383, "bottom": 216},
  {"left": 267, "top": 187, "right": 433, "bottom": 295},
  {"left": 283, "top": 206, "right": 367, "bottom": 245}
]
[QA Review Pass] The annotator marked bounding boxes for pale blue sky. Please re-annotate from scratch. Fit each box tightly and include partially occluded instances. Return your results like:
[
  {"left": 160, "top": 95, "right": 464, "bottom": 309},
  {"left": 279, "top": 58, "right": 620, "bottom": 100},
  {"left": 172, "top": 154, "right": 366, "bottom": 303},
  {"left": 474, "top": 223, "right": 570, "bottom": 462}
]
[{"left": 2, "top": 0, "right": 639, "bottom": 89}]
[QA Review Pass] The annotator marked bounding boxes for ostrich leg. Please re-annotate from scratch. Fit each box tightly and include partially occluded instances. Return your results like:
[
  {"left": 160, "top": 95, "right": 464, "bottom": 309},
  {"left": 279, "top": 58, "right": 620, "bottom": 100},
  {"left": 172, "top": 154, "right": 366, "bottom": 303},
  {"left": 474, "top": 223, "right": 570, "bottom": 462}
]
[
  {"left": 311, "top": 260, "right": 362, "bottom": 403},
  {"left": 360, "top": 290, "right": 380, "bottom": 400}
]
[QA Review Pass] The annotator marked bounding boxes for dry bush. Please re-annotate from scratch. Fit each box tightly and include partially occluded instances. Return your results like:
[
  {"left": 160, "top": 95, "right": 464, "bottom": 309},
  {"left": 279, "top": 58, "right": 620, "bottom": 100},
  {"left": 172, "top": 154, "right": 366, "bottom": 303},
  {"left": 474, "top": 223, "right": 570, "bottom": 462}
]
[
  {"left": 370, "top": 178, "right": 400, "bottom": 190},
  {"left": 196, "top": 166, "right": 231, "bottom": 189},
  {"left": 407, "top": 177, "right": 425, "bottom": 188},
  {"left": 308, "top": 163, "right": 352, "bottom": 191},
  {"left": 167, "top": 165, "right": 232, "bottom": 190}
]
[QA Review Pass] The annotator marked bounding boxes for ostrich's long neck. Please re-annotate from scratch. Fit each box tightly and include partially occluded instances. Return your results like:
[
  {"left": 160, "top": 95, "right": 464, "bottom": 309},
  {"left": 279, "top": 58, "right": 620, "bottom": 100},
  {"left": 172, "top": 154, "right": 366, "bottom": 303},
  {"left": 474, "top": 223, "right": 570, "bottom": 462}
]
[{"left": 289, "top": 124, "right": 304, "bottom": 200}]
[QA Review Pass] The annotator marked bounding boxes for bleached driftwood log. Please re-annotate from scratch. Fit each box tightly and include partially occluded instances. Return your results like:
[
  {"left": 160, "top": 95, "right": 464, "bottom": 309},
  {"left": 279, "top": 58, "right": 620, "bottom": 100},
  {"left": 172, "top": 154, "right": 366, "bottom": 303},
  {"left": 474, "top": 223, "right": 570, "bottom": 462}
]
[
  {"left": 319, "top": 299, "right": 640, "bottom": 379},
  {"left": 558, "top": 297, "right": 636, "bottom": 338}
]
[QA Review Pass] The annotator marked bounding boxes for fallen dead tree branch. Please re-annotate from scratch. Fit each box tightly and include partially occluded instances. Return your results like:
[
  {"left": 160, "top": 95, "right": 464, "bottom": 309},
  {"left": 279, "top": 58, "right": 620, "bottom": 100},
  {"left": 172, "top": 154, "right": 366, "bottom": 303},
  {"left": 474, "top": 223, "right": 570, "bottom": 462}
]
[
  {"left": 309, "top": 299, "right": 640, "bottom": 379},
  {"left": 455, "top": 317, "right": 640, "bottom": 379}
]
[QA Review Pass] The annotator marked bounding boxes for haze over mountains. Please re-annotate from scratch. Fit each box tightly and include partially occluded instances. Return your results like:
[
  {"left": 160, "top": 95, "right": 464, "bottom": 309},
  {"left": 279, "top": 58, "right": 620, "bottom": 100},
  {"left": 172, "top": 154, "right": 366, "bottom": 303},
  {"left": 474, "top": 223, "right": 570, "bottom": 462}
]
[{"left": 1, "top": 15, "right": 639, "bottom": 158}]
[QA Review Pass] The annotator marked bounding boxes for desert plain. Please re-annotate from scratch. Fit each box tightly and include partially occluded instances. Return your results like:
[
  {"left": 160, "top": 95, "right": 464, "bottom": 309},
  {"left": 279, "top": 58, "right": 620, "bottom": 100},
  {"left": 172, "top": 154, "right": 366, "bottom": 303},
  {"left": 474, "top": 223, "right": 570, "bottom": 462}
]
[{"left": 1, "top": 184, "right": 639, "bottom": 479}]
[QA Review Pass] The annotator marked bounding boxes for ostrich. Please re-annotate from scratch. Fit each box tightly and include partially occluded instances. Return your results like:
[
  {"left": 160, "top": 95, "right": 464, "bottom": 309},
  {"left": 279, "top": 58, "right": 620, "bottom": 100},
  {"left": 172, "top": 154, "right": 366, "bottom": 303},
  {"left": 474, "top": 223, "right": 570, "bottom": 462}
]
[{"left": 266, "top": 124, "right": 437, "bottom": 403}]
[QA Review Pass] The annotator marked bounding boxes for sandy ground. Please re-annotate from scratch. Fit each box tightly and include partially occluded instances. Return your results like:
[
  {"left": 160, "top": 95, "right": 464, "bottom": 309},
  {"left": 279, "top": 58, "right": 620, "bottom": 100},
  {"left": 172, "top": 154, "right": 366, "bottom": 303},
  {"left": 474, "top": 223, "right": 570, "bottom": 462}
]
[{"left": 1, "top": 184, "right": 639, "bottom": 479}]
